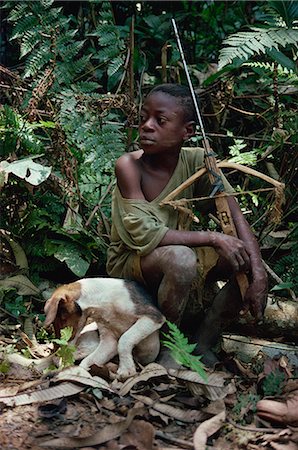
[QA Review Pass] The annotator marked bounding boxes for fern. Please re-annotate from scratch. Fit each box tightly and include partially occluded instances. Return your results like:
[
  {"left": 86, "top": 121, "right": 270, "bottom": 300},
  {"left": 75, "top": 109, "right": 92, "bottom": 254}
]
[
  {"left": 162, "top": 321, "right": 208, "bottom": 381},
  {"left": 0, "top": 105, "right": 46, "bottom": 155},
  {"left": 243, "top": 61, "right": 296, "bottom": 76},
  {"left": 218, "top": 28, "right": 298, "bottom": 69}
]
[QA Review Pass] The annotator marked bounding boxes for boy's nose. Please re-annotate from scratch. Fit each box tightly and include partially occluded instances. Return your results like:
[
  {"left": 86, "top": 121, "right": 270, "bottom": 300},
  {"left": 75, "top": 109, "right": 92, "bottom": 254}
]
[{"left": 141, "top": 117, "right": 155, "bottom": 130}]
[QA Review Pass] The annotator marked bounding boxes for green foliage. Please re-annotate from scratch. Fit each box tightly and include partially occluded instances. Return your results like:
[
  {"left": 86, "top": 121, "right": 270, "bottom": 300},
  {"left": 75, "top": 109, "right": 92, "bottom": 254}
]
[
  {"left": 51, "top": 326, "right": 76, "bottom": 368},
  {"left": 218, "top": 28, "right": 298, "bottom": 70},
  {"left": 262, "top": 370, "right": 285, "bottom": 396},
  {"left": 227, "top": 133, "right": 259, "bottom": 166},
  {"left": 218, "top": 1, "right": 298, "bottom": 70},
  {"left": 233, "top": 393, "right": 261, "bottom": 425},
  {"left": 0, "top": 105, "right": 50, "bottom": 156},
  {"left": 4, "top": 294, "right": 27, "bottom": 317},
  {"left": 0, "top": 360, "right": 10, "bottom": 374},
  {"left": 162, "top": 321, "right": 208, "bottom": 381},
  {"left": 272, "top": 226, "right": 298, "bottom": 295}
]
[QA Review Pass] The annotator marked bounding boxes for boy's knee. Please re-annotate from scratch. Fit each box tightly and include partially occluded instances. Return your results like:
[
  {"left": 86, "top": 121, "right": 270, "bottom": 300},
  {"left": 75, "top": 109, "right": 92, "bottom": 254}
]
[{"left": 163, "top": 246, "right": 197, "bottom": 280}]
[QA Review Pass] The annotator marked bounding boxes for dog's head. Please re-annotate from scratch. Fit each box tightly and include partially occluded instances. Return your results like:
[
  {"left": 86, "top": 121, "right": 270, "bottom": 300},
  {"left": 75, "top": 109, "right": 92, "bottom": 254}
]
[{"left": 44, "top": 283, "right": 82, "bottom": 337}]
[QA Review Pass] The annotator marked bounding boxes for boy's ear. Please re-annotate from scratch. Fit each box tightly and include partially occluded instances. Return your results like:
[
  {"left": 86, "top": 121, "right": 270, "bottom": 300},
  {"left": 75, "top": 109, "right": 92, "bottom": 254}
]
[{"left": 183, "top": 121, "right": 196, "bottom": 141}]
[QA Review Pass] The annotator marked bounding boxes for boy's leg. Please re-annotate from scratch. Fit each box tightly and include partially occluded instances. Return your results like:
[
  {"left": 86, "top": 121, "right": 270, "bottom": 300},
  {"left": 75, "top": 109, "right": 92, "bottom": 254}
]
[
  {"left": 140, "top": 245, "right": 197, "bottom": 324},
  {"left": 193, "top": 259, "right": 243, "bottom": 366}
]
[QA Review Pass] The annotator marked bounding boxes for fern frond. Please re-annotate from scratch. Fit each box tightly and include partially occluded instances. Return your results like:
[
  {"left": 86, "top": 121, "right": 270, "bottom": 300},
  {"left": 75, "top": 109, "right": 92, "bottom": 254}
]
[
  {"left": 58, "top": 40, "right": 86, "bottom": 60},
  {"left": 219, "top": 28, "right": 298, "bottom": 69},
  {"left": 20, "top": 30, "right": 42, "bottom": 58},
  {"left": 108, "top": 55, "right": 125, "bottom": 77},
  {"left": 7, "top": 3, "right": 28, "bottom": 22},
  {"left": 243, "top": 61, "right": 295, "bottom": 76},
  {"left": 24, "top": 45, "right": 52, "bottom": 78},
  {"left": 10, "top": 14, "right": 38, "bottom": 40},
  {"left": 162, "top": 321, "right": 208, "bottom": 381}
]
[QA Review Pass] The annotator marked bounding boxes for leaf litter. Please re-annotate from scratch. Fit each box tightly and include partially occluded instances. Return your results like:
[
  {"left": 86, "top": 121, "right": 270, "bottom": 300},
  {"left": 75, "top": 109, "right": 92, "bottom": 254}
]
[{"left": 1, "top": 321, "right": 298, "bottom": 449}]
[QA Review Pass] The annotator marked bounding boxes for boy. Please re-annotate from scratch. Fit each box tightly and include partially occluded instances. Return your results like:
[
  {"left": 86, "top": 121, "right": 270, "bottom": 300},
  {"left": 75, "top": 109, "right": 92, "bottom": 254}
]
[{"left": 106, "top": 84, "right": 268, "bottom": 366}]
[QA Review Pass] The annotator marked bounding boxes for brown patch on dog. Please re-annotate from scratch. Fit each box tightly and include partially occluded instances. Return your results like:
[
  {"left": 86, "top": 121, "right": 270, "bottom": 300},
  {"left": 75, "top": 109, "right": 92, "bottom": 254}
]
[{"left": 44, "top": 282, "right": 82, "bottom": 337}]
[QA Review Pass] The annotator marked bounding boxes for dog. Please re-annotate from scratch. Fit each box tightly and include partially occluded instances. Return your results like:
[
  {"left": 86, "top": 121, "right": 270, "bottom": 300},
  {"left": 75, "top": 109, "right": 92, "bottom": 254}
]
[{"left": 44, "top": 277, "right": 165, "bottom": 380}]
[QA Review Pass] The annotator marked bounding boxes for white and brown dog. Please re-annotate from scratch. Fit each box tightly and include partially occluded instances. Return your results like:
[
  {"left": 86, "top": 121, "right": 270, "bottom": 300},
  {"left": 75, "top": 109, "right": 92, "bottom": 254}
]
[{"left": 44, "top": 277, "right": 165, "bottom": 380}]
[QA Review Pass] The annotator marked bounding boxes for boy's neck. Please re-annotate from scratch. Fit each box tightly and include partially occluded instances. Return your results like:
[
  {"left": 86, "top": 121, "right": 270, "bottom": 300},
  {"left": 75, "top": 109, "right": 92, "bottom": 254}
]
[{"left": 141, "top": 149, "right": 181, "bottom": 171}]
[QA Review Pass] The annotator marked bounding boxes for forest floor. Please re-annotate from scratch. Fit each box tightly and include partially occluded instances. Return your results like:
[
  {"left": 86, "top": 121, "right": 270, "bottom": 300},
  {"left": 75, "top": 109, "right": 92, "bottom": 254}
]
[{"left": 1, "top": 302, "right": 298, "bottom": 450}]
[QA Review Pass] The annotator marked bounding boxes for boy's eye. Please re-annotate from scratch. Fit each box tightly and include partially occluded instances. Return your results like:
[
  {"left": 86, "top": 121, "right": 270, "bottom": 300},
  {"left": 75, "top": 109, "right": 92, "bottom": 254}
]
[
  {"left": 157, "top": 117, "right": 166, "bottom": 125},
  {"left": 139, "top": 115, "right": 147, "bottom": 123}
]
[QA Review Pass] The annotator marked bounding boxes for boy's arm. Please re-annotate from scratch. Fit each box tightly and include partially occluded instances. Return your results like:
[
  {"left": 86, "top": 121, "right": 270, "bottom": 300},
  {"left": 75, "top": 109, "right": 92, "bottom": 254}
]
[
  {"left": 116, "top": 153, "right": 253, "bottom": 276},
  {"left": 227, "top": 196, "right": 268, "bottom": 319},
  {"left": 115, "top": 153, "right": 267, "bottom": 318},
  {"left": 115, "top": 152, "right": 146, "bottom": 200}
]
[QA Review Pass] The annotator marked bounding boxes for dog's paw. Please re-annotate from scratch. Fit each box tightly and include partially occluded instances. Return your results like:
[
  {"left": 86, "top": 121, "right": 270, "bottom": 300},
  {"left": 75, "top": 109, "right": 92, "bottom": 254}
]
[{"left": 116, "top": 366, "right": 137, "bottom": 381}]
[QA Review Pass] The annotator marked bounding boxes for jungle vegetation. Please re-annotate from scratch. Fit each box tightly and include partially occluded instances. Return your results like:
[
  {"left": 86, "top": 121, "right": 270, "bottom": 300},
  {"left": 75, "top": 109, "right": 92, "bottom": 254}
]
[{"left": 0, "top": 0, "right": 297, "bottom": 320}]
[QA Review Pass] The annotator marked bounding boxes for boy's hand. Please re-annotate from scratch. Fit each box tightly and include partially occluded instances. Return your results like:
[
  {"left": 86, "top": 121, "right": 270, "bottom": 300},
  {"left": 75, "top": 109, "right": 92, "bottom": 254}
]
[
  {"left": 243, "top": 266, "right": 268, "bottom": 320},
  {"left": 211, "top": 233, "right": 251, "bottom": 273}
]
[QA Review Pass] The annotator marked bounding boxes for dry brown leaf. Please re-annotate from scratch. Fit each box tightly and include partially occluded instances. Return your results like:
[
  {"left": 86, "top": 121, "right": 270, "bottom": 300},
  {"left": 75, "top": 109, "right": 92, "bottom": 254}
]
[
  {"left": 0, "top": 386, "right": 19, "bottom": 397},
  {"left": 193, "top": 410, "right": 226, "bottom": 450},
  {"left": 168, "top": 368, "right": 230, "bottom": 386},
  {"left": 119, "top": 362, "right": 168, "bottom": 396},
  {"left": 0, "top": 381, "right": 84, "bottom": 406},
  {"left": 54, "top": 366, "right": 113, "bottom": 391},
  {"left": 6, "top": 352, "right": 55, "bottom": 371},
  {"left": 133, "top": 394, "right": 207, "bottom": 423},
  {"left": 270, "top": 443, "right": 298, "bottom": 450},
  {"left": 120, "top": 419, "right": 155, "bottom": 450},
  {"left": 168, "top": 368, "right": 235, "bottom": 401},
  {"left": 38, "top": 406, "right": 145, "bottom": 448},
  {"left": 0, "top": 274, "right": 40, "bottom": 295},
  {"left": 202, "top": 399, "right": 226, "bottom": 415},
  {"left": 149, "top": 407, "right": 170, "bottom": 424}
]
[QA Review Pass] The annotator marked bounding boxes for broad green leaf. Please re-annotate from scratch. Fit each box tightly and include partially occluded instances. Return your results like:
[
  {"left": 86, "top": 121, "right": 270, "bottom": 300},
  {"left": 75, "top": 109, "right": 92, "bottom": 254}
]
[
  {"left": 54, "top": 247, "right": 90, "bottom": 277},
  {"left": 0, "top": 158, "right": 51, "bottom": 186}
]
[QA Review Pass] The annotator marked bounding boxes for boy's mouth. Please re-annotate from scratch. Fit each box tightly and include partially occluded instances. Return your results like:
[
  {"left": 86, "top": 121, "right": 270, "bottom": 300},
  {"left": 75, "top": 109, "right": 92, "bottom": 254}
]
[{"left": 140, "top": 136, "right": 155, "bottom": 143}]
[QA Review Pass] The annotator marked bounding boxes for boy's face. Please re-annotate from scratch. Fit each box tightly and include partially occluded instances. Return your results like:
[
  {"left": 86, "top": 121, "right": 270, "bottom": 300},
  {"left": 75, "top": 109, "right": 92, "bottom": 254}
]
[{"left": 138, "top": 92, "right": 194, "bottom": 155}]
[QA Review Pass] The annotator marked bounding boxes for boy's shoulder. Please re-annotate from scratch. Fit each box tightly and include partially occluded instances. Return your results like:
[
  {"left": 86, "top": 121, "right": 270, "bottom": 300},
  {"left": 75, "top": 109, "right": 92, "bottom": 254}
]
[
  {"left": 116, "top": 149, "right": 143, "bottom": 163},
  {"left": 115, "top": 150, "right": 142, "bottom": 172}
]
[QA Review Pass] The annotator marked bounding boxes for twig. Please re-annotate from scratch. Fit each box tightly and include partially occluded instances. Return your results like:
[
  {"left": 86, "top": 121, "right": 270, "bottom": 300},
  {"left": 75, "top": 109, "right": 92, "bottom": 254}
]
[
  {"left": 262, "top": 260, "right": 297, "bottom": 301},
  {"left": 227, "top": 418, "right": 283, "bottom": 433},
  {"left": 155, "top": 430, "right": 193, "bottom": 449},
  {"left": 85, "top": 179, "right": 114, "bottom": 228}
]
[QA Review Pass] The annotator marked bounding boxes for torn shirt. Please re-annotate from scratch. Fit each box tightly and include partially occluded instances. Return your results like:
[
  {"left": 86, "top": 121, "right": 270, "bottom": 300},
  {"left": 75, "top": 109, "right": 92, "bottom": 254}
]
[{"left": 106, "top": 147, "right": 233, "bottom": 281}]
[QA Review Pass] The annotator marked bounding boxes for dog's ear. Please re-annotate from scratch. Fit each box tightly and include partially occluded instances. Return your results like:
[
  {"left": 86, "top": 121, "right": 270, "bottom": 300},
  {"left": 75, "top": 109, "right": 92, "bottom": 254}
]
[{"left": 44, "top": 293, "right": 68, "bottom": 328}]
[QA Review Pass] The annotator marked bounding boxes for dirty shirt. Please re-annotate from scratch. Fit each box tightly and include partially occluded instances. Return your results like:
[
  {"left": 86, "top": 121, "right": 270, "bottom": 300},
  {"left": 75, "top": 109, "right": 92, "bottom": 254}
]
[{"left": 106, "top": 147, "right": 233, "bottom": 285}]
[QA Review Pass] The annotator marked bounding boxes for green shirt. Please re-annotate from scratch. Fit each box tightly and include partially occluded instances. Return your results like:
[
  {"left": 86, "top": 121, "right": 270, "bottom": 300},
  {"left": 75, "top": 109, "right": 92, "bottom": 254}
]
[{"left": 106, "top": 147, "right": 233, "bottom": 280}]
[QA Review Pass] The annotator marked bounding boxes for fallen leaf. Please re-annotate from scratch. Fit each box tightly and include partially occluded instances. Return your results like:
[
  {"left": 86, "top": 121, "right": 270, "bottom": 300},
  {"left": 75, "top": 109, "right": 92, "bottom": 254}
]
[
  {"left": 270, "top": 443, "right": 298, "bottom": 450},
  {"left": 169, "top": 368, "right": 235, "bottom": 400},
  {"left": 193, "top": 410, "right": 226, "bottom": 450},
  {"left": 120, "top": 419, "right": 155, "bottom": 450},
  {"left": 38, "top": 406, "right": 145, "bottom": 448},
  {"left": 0, "top": 381, "right": 84, "bottom": 407},
  {"left": 119, "top": 363, "right": 168, "bottom": 396},
  {"left": 132, "top": 394, "right": 207, "bottom": 423}
]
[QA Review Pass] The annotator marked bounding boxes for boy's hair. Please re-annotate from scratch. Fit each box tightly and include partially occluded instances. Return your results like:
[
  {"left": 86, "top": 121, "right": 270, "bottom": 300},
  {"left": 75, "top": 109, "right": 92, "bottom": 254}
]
[{"left": 147, "top": 83, "right": 199, "bottom": 124}]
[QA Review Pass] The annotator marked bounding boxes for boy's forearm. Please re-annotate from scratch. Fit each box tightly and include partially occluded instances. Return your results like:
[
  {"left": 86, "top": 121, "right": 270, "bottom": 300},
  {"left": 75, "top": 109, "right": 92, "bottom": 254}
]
[{"left": 159, "top": 229, "right": 215, "bottom": 248}]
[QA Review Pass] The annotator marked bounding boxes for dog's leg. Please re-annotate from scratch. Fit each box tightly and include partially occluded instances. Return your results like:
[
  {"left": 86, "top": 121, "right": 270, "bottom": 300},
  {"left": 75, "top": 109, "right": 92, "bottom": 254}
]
[
  {"left": 117, "top": 316, "right": 163, "bottom": 380},
  {"left": 79, "top": 328, "right": 117, "bottom": 370}
]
